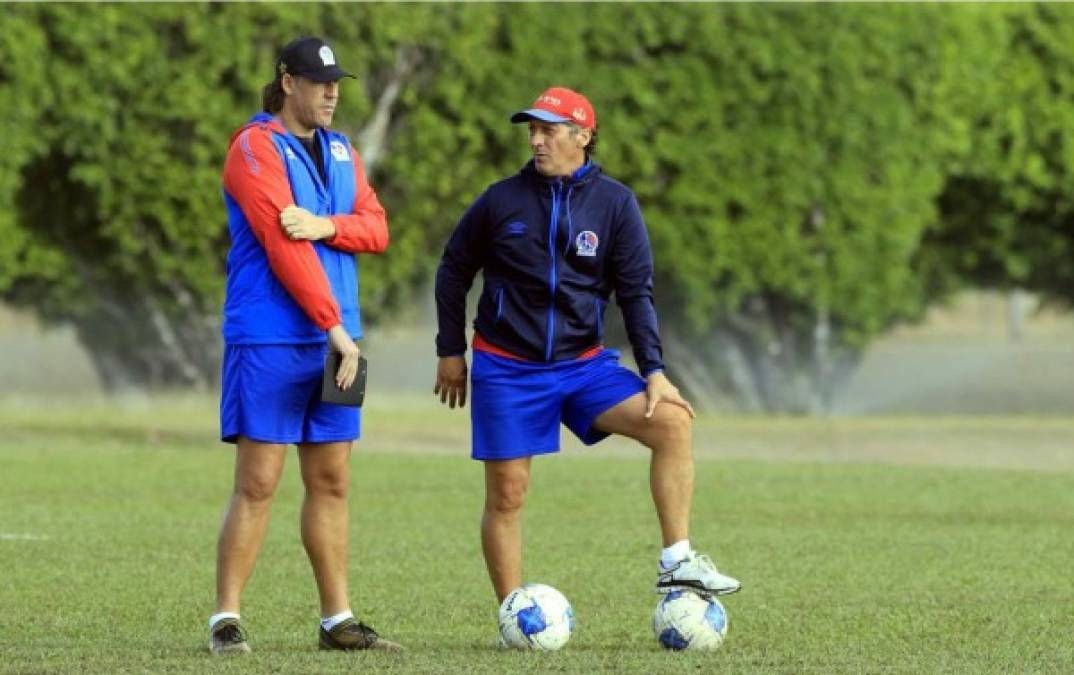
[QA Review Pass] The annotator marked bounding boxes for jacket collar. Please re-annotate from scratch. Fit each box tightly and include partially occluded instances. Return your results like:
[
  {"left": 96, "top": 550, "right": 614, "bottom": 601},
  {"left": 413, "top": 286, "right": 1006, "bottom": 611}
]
[
  {"left": 227, "top": 112, "right": 292, "bottom": 148},
  {"left": 230, "top": 112, "right": 336, "bottom": 146},
  {"left": 521, "top": 158, "right": 601, "bottom": 190},
  {"left": 230, "top": 112, "right": 331, "bottom": 196}
]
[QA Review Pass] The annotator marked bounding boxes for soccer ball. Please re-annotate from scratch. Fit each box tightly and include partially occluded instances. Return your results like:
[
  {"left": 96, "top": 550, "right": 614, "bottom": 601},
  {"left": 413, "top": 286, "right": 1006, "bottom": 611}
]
[
  {"left": 652, "top": 590, "right": 728, "bottom": 651},
  {"left": 498, "top": 583, "right": 574, "bottom": 650}
]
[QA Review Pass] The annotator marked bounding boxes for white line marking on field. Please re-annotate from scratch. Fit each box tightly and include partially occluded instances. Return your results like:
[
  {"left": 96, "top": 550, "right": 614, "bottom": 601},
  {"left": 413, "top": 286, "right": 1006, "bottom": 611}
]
[{"left": 0, "top": 533, "right": 49, "bottom": 541}]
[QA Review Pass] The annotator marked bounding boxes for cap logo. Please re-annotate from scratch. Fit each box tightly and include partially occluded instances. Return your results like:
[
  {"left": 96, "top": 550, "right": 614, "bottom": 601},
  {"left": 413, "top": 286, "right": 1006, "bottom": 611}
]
[
  {"left": 538, "top": 95, "right": 561, "bottom": 106},
  {"left": 319, "top": 46, "right": 336, "bottom": 66},
  {"left": 572, "top": 108, "right": 587, "bottom": 122}
]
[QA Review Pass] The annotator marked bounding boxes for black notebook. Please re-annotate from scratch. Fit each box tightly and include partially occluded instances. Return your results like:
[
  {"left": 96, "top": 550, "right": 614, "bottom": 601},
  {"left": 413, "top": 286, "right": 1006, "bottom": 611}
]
[{"left": 321, "top": 353, "right": 367, "bottom": 407}]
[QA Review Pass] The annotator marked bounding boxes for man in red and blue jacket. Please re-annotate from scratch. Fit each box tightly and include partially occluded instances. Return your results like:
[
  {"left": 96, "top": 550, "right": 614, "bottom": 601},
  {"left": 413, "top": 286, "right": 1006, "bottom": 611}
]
[
  {"left": 434, "top": 87, "right": 742, "bottom": 620},
  {"left": 210, "top": 36, "right": 399, "bottom": 655}
]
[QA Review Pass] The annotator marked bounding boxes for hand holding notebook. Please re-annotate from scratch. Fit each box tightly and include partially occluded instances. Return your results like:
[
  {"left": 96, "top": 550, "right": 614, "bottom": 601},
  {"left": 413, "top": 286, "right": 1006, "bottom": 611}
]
[{"left": 321, "top": 350, "right": 367, "bottom": 407}]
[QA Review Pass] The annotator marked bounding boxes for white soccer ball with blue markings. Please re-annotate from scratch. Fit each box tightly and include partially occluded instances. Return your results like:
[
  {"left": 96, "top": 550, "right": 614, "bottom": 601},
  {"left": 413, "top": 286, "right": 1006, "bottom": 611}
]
[
  {"left": 498, "top": 583, "right": 574, "bottom": 651},
  {"left": 652, "top": 591, "right": 728, "bottom": 651}
]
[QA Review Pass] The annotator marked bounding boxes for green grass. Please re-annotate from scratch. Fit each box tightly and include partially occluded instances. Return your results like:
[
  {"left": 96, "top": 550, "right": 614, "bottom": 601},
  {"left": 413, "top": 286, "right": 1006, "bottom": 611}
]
[{"left": 1, "top": 398, "right": 1072, "bottom": 673}]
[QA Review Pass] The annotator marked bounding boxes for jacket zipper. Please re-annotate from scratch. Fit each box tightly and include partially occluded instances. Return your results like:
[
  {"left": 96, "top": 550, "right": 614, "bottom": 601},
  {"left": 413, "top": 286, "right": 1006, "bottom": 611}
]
[
  {"left": 545, "top": 184, "right": 560, "bottom": 361},
  {"left": 563, "top": 186, "right": 575, "bottom": 255}
]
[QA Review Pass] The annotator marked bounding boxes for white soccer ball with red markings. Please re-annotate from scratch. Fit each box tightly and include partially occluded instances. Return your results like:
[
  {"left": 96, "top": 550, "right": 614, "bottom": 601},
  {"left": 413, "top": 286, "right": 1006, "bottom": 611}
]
[
  {"left": 498, "top": 583, "right": 574, "bottom": 651},
  {"left": 652, "top": 590, "right": 728, "bottom": 651}
]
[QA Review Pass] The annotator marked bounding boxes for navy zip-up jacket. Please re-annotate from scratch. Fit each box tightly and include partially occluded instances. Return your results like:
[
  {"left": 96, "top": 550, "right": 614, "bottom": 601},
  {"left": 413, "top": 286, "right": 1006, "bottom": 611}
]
[{"left": 435, "top": 159, "right": 664, "bottom": 376}]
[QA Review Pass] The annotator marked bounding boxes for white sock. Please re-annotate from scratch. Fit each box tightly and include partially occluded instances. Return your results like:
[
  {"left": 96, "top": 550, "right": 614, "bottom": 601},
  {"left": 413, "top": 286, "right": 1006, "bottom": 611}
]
[
  {"left": 321, "top": 609, "right": 354, "bottom": 632},
  {"left": 209, "top": 611, "right": 240, "bottom": 630},
  {"left": 661, "top": 539, "right": 691, "bottom": 569}
]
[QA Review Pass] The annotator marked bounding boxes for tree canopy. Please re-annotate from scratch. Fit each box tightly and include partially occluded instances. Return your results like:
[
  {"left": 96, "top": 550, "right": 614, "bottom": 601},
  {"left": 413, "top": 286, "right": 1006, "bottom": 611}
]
[{"left": 2, "top": 3, "right": 1072, "bottom": 410}]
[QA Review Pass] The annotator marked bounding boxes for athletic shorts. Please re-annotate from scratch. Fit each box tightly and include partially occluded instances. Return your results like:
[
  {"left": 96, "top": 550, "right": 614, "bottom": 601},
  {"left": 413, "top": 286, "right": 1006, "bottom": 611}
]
[
  {"left": 220, "top": 344, "right": 360, "bottom": 444},
  {"left": 469, "top": 348, "right": 646, "bottom": 461}
]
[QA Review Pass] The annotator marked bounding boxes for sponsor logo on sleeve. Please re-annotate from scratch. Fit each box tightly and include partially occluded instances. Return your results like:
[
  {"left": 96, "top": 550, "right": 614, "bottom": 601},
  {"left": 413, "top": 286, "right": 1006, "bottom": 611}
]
[{"left": 239, "top": 130, "right": 259, "bottom": 174}]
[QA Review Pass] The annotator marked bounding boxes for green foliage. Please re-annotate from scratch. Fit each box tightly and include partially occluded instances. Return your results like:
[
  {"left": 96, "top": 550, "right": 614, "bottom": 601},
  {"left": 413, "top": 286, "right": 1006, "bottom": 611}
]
[
  {"left": 4, "top": 4, "right": 367, "bottom": 314},
  {"left": 590, "top": 5, "right": 955, "bottom": 342},
  {"left": 924, "top": 4, "right": 1074, "bottom": 305},
  {"left": 2, "top": 4, "right": 1073, "bottom": 400},
  {"left": 0, "top": 8, "right": 51, "bottom": 291}
]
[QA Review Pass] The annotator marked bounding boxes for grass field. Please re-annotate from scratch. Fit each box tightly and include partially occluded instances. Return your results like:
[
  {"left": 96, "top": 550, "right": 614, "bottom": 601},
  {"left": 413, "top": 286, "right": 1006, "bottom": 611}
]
[{"left": 1, "top": 396, "right": 1072, "bottom": 673}]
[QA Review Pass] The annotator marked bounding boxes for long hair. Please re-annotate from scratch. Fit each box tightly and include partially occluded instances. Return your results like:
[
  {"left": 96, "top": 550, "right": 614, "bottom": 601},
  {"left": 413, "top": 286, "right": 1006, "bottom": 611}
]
[{"left": 262, "top": 76, "right": 285, "bottom": 114}]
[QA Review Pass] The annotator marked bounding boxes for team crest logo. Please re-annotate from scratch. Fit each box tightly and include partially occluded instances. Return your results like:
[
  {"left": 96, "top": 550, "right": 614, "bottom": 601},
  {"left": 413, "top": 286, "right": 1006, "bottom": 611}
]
[
  {"left": 329, "top": 140, "right": 351, "bottom": 162},
  {"left": 575, "top": 230, "right": 599, "bottom": 256},
  {"left": 319, "top": 46, "right": 337, "bottom": 66}
]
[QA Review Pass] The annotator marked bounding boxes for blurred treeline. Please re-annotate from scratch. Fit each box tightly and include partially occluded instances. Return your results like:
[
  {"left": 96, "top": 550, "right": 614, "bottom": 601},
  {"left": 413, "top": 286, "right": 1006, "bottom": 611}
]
[{"left": 2, "top": 3, "right": 1074, "bottom": 412}]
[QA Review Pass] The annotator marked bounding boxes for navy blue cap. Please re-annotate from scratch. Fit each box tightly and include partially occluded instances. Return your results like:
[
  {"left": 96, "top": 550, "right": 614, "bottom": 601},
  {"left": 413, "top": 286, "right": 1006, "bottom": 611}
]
[{"left": 276, "top": 37, "right": 355, "bottom": 83}]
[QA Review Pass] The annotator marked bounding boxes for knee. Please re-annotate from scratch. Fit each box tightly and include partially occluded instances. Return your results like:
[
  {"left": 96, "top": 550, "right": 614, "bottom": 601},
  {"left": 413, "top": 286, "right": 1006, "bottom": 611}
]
[
  {"left": 647, "top": 405, "right": 693, "bottom": 449},
  {"left": 235, "top": 472, "right": 279, "bottom": 504},
  {"left": 304, "top": 469, "right": 349, "bottom": 500},
  {"left": 486, "top": 471, "right": 529, "bottom": 515}
]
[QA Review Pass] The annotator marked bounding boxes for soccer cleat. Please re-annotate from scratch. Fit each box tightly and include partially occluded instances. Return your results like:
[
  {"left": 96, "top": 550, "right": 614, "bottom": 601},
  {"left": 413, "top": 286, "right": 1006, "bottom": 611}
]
[
  {"left": 656, "top": 551, "right": 742, "bottom": 596},
  {"left": 209, "top": 618, "right": 251, "bottom": 656},
  {"left": 319, "top": 617, "right": 403, "bottom": 652}
]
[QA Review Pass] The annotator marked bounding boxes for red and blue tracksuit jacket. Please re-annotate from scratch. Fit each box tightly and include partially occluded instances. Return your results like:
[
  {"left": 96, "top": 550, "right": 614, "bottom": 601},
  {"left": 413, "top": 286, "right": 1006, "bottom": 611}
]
[
  {"left": 221, "top": 112, "right": 388, "bottom": 345},
  {"left": 435, "top": 160, "right": 664, "bottom": 376}
]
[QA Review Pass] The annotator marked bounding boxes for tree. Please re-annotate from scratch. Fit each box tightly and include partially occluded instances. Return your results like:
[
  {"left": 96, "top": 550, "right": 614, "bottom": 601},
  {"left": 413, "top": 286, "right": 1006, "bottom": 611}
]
[
  {"left": 1, "top": 4, "right": 1066, "bottom": 412},
  {"left": 373, "top": 3, "right": 1009, "bottom": 412},
  {"left": 924, "top": 4, "right": 1074, "bottom": 311},
  {"left": 572, "top": 4, "right": 1005, "bottom": 411},
  {"left": 0, "top": 4, "right": 444, "bottom": 389}
]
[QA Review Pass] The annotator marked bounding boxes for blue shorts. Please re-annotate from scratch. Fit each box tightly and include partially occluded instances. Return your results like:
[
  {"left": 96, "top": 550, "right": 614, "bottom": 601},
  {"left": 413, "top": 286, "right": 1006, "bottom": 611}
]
[
  {"left": 469, "top": 348, "right": 646, "bottom": 461},
  {"left": 220, "top": 344, "right": 360, "bottom": 444}
]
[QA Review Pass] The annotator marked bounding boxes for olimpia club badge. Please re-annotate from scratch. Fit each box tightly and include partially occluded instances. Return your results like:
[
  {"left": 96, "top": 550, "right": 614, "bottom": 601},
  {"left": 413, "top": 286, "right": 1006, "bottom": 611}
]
[
  {"left": 329, "top": 140, "right": 351, "bottom": 162},
  {"left": 575, "top": 231, "right": 599, "bottom": 256},
  {"left": 319, "top": 45, "right": 336, "bottom": 66}
]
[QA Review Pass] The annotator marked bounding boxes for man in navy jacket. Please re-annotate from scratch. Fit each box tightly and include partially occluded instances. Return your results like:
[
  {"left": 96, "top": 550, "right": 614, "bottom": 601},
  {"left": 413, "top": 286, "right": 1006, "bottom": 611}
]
[{"left": 434, "top": 87, "right": 742, "bottom": 616}]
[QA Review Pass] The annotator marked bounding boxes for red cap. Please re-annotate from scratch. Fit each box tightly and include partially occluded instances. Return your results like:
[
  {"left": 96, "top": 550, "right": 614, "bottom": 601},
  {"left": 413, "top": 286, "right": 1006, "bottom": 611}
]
[{"left": 510, "top": 87, "right": 596, "bottom": 129}]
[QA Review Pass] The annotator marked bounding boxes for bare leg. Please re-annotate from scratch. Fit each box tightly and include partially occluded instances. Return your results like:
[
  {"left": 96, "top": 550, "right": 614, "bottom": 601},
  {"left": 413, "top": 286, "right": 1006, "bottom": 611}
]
[
  {"left": 214, "top": 438, "right": 288, "bottom": 613},
  {"left": 298, "top": 441, "right": 353, "bottom": 617},
  {"left": 481, "top": 457, "right": 532, "bottom": 602},
  {"left": 593, "top": 393, "right": 694, "bottom": 546}
]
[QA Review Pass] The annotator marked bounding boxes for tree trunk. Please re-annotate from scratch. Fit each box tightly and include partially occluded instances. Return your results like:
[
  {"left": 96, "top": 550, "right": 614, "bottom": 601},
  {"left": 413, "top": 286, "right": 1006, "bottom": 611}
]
[
  {"left": 65, "top": 284, "right": 220, "bottom": 393},
  {"left": 663, "top": 298, "right": 862, "bottom": 414},
  {"left": 349, "top": 45, "right": 426, "bottom": 177}
]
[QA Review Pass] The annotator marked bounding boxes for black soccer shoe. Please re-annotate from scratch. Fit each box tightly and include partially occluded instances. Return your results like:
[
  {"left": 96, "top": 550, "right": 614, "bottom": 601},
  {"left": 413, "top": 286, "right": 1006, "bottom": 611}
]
[
  {"left": 319, "top": 618, "right": 403, "bottom": 652},
  {"left": 209, "top": 617, "right": 251, "bottom": 656}
]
